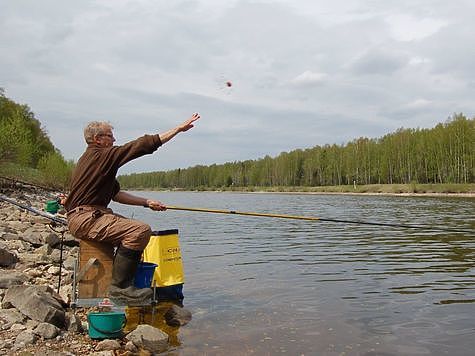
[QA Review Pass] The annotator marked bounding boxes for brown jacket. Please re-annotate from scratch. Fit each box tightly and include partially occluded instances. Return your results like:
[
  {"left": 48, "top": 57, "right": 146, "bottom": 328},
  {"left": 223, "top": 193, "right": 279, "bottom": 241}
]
[{"left": 65, "top": 134, "right": 162, "bottom": 211}]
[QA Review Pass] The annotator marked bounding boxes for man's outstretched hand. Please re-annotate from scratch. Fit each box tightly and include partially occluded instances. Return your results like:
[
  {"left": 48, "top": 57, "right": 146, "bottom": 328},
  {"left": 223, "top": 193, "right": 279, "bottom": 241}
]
[{"left": 180, "top": 112, "right": 200, "bottom": 132}]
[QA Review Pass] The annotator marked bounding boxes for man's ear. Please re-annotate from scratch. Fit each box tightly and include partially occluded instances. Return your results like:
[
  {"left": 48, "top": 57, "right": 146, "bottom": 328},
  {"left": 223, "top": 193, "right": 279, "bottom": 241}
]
[{"left": 93, "top": 134, "right": 101, "bottom": 144}]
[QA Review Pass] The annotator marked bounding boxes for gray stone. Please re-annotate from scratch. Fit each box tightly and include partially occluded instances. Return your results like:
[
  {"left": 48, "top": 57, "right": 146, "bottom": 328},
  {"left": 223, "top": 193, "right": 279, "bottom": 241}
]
[
  {"left": 47, "top": 266, "right": 61, "bottom": 275},
  {"left": 0, "top": 247, "right": 19, "bottom": 267},
  {"left": 32, "top": 216, "right": 52, "bottom": 224},
  {"left": 50, "top": 249, "right": 63, "bottom": 263},
  {"left": 124, "top": 340, "right": 138, "bottom": 352},
  {"left": 22, "top": 229, "right": 44, "bottom": 247},
  {"left": 14, "top": 330, "right": 37, "bottom": 349},
  {"left": 4, "top": 239, "right": 30, "bottom": 252},
  {"left": 25, "top": 319, "right": 40, "bottom": 329},
  {"left": 65, "top": 312, "right": 84, "bottom": 333},
  {"left": 18, "top": 252, "right": 50, "bottom": 264},
  {"left": 95, "top": 339, "right": 121, "bottom": 351},
  {"left": 1, "top": 232, "right": 20, "bottom": 241},
  {"left": 24, "top": 267, "right": 43, "bottom": 278},
  {"left": 3, "top": 285, "right": 65, "bottom": 327},
  {"left": 7, "top": 221, "right": 29, "bottom": 232},
  {"left": 43, "top": 232, "right": 61, "bottom": 247},
  {"left": 10, "top": 323, "right": 26, "bottom": 331},
  {"left": 37, "top": 244, "right": 53, "bottom": 256},
  {"left": 62, "top": 256, "right": 77, "bottom": 271},
  {"left": 33, "top": 322, "right": 60, "bottom": 339},
  {"left": 59, "top": 285, "right": 73, "bottom": 305},
  {"left": 62, "top": 232, "right": 80, "bottom": 247},
  {"left": 126, "top": 324, "right": 168, "bottom": 354},
  {"left": 0, "top": 225, "right": 15, "bottom": 234},
  {"left": 164, "top": 305, "right": 192, "bottom": 327},
  {"left": 0, "top": 308, "right": 27, "bottom": 324},
  {"left": 0, "top": 270, "right": 28, "bottom": 288}
]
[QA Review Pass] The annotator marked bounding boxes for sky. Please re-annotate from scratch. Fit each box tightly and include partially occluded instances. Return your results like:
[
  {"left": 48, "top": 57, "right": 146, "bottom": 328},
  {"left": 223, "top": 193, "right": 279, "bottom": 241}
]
[{"left": 1, "top": 0, "right": 474, "bottom": 174}]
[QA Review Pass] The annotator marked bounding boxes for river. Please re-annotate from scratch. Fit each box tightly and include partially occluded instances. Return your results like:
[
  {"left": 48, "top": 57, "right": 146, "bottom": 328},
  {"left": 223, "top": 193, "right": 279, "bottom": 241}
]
[{"left": 111, "top": 192, "right": 475, "bottom": 356}]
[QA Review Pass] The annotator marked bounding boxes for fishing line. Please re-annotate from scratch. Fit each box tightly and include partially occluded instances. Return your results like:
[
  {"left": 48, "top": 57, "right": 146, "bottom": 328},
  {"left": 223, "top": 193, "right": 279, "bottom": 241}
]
[{"left": 166, "top": 205, "right": 473, "bottom": 234}]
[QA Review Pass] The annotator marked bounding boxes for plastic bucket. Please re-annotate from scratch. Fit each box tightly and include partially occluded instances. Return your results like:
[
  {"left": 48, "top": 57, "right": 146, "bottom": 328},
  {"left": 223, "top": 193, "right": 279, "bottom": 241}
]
[
  {"left": 45, "top": 200, "right": 60, "bottom": 214},
  {"left": 87, "top": 311, "right": 126, "bottom": 339},
  {"left": 135, "top": 262, "right": 157, "bottom": 288}
]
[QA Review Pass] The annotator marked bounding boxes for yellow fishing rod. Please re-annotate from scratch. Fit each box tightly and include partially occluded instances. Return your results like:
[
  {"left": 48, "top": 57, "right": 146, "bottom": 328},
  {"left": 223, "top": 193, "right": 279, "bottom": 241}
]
[{"left": 166, "top": 205, "right": 473, "bottom": 234}]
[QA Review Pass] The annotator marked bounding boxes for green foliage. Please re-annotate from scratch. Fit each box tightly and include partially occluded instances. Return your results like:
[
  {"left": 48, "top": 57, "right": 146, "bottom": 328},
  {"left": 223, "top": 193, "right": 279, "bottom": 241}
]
[
  {"left": 118, "top": 114, "right": 475, "bottom": 189},
  {"left": 37, "top": 151, "right": 74, "bottom": 189},
  {"left": 0, "top": 90, "right": 72, "bottom": 189},
  {"left": 0, "top": 90, "right": 56, "bottom": 167}
]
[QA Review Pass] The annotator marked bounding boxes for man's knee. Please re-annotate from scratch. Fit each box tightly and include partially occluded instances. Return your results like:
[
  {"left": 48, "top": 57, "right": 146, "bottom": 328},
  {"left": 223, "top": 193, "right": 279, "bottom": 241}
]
[
  {"left": 122, "top": 223, "right": 152, "bottom": 251},
  {"left": 139, "top": 224, "right": 152, "bottom": 245}
]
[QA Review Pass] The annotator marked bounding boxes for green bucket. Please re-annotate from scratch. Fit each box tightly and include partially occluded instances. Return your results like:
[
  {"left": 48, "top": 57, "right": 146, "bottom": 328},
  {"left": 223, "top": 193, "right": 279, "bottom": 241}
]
[
  {"left": 87, "top": 311, "right": 126, "bottom": 339},
  {"left": 45, "top": 200, "right": 60, "bottom": 214}
]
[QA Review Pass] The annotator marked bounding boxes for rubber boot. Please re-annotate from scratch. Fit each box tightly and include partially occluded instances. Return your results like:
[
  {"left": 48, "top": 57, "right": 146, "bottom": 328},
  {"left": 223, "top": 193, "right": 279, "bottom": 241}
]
[{"left": 108, "top": 246, "right": 153, "bottom": 303}]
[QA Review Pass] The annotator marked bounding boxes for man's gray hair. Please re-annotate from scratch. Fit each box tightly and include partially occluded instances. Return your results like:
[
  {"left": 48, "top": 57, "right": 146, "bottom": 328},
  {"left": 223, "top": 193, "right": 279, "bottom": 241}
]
[{"left": 84, "top": 121, "right": 114, "bottom": 144}]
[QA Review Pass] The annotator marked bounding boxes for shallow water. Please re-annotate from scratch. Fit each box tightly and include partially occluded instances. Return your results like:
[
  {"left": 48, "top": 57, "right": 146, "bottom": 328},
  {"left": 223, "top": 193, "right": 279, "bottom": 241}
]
[{"left": 112, "top": 192, "right": 475, "bottom": 355}]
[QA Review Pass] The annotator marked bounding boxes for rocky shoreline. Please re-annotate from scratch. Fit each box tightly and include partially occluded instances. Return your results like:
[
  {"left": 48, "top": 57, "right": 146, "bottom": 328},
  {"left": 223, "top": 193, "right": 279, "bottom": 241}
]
[{"left": 0, "top": 182, "right": 190, "bottom": 355}]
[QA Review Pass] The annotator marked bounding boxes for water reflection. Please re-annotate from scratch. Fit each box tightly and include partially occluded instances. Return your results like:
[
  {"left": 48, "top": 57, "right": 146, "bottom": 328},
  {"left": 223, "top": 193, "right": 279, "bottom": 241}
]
[{"left": 124, "top": 302, "right": 183, "bottom": 348}]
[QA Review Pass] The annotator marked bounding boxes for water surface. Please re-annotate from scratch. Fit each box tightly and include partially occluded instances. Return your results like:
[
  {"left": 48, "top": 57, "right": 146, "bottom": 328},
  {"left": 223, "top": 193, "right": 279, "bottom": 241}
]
[{"left": 112, "top": 192, "right": 475, "bottom": 355}]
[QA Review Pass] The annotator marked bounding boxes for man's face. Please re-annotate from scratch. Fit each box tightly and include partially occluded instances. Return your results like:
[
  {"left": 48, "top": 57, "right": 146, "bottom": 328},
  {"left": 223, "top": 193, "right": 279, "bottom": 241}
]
[{"left": 94, "top": 129, "right": 115, "bottom": 147}]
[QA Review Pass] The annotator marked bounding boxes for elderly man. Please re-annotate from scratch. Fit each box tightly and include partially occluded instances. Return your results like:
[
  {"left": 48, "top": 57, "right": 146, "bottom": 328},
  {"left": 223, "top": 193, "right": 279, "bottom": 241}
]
[{"left": 65, "top": 113, "right": 200, "bottom": 302}]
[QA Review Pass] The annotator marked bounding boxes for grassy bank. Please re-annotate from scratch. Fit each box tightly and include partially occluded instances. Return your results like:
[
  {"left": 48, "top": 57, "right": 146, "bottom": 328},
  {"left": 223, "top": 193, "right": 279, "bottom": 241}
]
[
  {"left": 178, "top": 183, "right": 475, "bottom": 195},
  {"left": 0, "top": 162, "right": 65, "bottom": 190},
  {"left": 128, "top": 183, "right": 475, "bottom": 195}
]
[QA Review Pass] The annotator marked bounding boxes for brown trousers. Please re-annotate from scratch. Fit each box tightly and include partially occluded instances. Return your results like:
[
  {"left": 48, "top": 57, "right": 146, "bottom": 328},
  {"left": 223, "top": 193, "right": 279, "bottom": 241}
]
[{"left": 67, "top": 206, "right": 151, "bottom": 251}]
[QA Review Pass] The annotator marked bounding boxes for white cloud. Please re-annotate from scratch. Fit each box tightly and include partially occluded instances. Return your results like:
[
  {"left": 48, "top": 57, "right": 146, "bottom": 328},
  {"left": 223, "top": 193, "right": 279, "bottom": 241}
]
[
  {"left": 406, "top": 98, "right": 432, "bottom": 108},
  {"left": 386, "top": 14, "right": 447, "bottom": 42},
  {"left": 291, "top": 71, "right": 327, "bottom": 87}
]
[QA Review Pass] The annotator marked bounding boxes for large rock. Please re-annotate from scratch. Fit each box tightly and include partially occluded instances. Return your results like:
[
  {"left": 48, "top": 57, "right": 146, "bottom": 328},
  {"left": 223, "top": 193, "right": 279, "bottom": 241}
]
[
  {"left": 65, "top": 312, "right": 84, "bottom": 333},
  {"left": 126, "top": 324, "right": 169, "bottom": 354},
  {"left": 7, "top": 221, "right": 30, "bottom": 232},
  {"left": 2, "top": 239, "right": 30, "bottom": 253},
  {"left": 22, "top": 228, "right": 44, "bottom": 247},
  {"left": 96, "top": 339, "right": 121, "bottom": 351},
  {"left": 13, "top": 330, "right": 37, "bottom": 349},
  {"left": 62, "top": 256, "right": 77, "bottom": 271},
  {"left": 42, "top": 232, "right": 61, "bottom": 247},
  {"left": 36, "top": 244, "right": 53, "bottom": 257},
  {"left": 0, "top": 270, "right": 28, "bottom": 288},
  {"left": 0, "top": 308, "right": 27, "bottom": 324},
  {"left": 0, "top": 247, "right": 18, "bottom": 267},
  {"left": 18, "top": 252, "right": 50, "bottom": 264},
  {"left": 1, "top": 232, "right": 21, "bottom": 241},
  {"left": 62, "top": 232, "right": 80, "bottom": 247},
  {"left": 33, "top": 322, "right": 60, "bottom": 339},
  {"left": 3, "top": 285, "right": 65, "bottom": 327},
  {"left": 164, "top": 305, "right": 192, "bottom": 327}
]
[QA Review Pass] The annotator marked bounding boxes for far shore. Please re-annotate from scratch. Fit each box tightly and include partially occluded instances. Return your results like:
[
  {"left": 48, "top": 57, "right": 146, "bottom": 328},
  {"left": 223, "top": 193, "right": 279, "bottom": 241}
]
[
  {"left": 226, "top": 190, "right": 475, "bottom": 198},
  {"left": 126, "top": 184, "right": 475, "bottom": 198}
]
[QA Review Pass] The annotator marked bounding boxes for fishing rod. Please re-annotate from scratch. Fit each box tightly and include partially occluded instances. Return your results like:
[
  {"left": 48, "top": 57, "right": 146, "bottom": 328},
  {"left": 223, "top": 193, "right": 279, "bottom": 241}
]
[
  {"left": 166, "top": 205, "right": 473, "bottom": 234},
  {"left": 0, "top": 194, "right": 67, "bottom": 226}
]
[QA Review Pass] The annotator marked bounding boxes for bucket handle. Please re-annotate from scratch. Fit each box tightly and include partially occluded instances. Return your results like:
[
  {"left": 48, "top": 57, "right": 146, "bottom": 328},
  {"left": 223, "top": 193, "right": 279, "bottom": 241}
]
[{"left": 89, "top": 316, "right": 127, "bottom": 335}]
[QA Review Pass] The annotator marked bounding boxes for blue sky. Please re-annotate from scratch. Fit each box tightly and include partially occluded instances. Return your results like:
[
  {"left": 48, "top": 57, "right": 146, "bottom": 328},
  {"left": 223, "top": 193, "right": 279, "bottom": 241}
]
[{"left": 1, "top": 0, "right": 474, "bottom": 174}]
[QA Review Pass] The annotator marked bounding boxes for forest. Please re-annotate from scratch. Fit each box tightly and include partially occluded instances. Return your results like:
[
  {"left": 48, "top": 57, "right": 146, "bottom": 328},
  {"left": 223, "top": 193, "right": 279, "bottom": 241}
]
[
  {"left": 118, "top": 114, "right": 474, "bottom": 190},
  {"left": 0, "top": 89, "right": 73, "bottom": 188}
]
